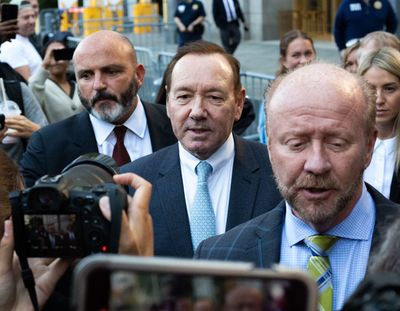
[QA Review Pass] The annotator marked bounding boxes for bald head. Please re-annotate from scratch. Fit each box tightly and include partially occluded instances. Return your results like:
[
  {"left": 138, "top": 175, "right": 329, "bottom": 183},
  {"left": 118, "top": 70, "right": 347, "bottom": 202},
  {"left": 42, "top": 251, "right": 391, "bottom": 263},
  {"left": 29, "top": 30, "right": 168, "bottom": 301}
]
[
  {"left": 73, "top": 30, "right": 137, "bottom": 64},
  {"left": 73, "top": 30, "right": 146, "bottom": 124},
  {"left": 265, "top": 63, "right": 377, "bottom": 232},
  {"left": 266, "top": 63, "right": 375, "bottom": 137}
]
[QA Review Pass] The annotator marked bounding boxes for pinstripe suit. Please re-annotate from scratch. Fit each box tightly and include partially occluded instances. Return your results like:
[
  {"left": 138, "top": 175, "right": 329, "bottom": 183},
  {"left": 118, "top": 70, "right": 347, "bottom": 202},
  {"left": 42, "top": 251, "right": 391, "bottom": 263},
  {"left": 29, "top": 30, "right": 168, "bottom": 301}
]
[
  {"left": 121, "top": 135, "right": 282, "bottom": 258},
  {"left": 195, "top": 184, "right": 400, "bottom": 270}
]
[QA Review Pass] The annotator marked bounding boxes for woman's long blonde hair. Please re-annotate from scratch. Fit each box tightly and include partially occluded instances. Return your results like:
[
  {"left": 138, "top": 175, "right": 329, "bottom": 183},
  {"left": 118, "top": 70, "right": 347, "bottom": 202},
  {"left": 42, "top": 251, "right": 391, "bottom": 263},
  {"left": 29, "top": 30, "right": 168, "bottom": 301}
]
[{"left": 358, "top": 47, "right": 400, "bottom": 171}]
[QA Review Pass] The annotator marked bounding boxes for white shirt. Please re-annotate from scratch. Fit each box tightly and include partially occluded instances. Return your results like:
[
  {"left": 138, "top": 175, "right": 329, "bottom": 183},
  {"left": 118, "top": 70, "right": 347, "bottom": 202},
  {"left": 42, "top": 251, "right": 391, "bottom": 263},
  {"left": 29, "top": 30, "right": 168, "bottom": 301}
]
[
  {"left": 363, "top": 137, "right": 396, "bottom": 198},
  {"left": 223, "top": 0, "right": 237, "bottom": 21},
  {"left": 89, "top": 97, "right": 153, "bottom": 162},
  {"left": 0, "top": 34, "right": 42, "bottom": 76},
  {"left": 179, "top": 133, "right": 235, "bottom": 234}
]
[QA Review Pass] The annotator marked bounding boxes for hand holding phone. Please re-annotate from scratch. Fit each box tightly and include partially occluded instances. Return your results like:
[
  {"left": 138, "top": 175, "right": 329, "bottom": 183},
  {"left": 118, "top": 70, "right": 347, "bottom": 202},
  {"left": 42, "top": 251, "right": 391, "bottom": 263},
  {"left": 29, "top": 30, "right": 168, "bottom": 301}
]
[
  {"left": 1, "top": 4, "right": 18, "bottom": 22},
  {"left": 0, "top": 4, "right": 18, "bottom": 41}
]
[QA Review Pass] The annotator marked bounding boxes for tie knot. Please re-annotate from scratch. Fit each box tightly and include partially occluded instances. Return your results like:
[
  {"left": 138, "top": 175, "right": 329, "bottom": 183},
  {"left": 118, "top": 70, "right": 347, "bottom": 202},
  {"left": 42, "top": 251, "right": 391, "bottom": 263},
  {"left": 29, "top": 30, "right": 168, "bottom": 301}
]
[
  {"left": 195, "top": 161, "right": 212, "bottom": 181},
  {"left": 304, "top": 235, "right": 339, "bottom": 256},
  {"left": 114, "top": 125, "right": 127, "bottom": 141}
]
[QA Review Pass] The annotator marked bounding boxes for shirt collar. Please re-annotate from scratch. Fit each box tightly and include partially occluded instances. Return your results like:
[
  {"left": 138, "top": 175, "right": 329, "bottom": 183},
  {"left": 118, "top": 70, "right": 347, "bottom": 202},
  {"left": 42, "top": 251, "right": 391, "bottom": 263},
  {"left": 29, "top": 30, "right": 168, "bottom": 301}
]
[
  {"left": 374, "top": 136, "right": 397, "bottom": 154},
  {"left": 89, "top": 96, "right": 146, "bottom": 144},
  {"left": 284, "top": 183, "right": 375, "bottom": 246},
  {"left": 178, "top": 133, "right": 235, "bottom": 175}
]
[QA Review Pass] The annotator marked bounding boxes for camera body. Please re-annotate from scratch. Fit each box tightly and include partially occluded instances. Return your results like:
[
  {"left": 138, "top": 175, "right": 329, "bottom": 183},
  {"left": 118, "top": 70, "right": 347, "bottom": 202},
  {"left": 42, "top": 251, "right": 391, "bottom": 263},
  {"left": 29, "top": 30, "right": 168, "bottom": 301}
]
[{"left": 11, "top": 154, "right": 127, "bottom": 257}]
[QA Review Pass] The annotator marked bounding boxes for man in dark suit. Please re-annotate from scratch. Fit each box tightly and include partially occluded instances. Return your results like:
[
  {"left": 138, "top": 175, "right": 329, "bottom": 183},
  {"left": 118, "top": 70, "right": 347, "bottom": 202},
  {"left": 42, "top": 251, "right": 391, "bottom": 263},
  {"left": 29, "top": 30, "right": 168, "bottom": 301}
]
[
  {"left": 195, "top": 63, "right": 400, "bottom": 310},
  {"left": 122, "top": 41, "right": 282, "bottom": 258},
  {"left": 212, "top": 0, "right": 249, "bottom": 54},
  {"left": 21, "top": 30, "right": 176, "bottom": 187}
]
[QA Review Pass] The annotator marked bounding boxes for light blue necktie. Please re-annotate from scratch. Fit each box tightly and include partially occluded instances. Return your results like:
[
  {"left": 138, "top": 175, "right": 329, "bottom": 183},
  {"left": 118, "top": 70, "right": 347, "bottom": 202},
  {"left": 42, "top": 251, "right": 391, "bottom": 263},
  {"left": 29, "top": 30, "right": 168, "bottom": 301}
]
[{"left": 190, "top": 161, "right": 215, "bottom": 250}]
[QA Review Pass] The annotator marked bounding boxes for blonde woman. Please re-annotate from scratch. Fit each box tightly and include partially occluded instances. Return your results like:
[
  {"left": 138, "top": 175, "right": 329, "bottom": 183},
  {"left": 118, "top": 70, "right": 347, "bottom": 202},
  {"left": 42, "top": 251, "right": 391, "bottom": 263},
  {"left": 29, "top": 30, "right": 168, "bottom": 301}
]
[{"left": 358, "top": 47, "right": 400, "bottom": 202}]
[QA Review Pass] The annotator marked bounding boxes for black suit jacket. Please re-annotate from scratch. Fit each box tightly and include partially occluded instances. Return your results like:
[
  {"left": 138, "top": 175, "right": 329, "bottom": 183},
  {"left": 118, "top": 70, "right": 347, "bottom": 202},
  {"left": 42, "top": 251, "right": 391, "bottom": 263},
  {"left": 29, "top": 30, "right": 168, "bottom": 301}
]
[
  {"left": 389, "top": 171, "right": 400, "bottom": 203},
  {"left": 195, "top": 184, "right": 400, "bottom": 270},
  {"left": 121, "top": 135, "right": 282, "bottom": 258},
  {"left": 212, "top": 0, "right": 245, "bottom": 29},
  {"left": 21, "top": 103, "right": 177, "bottom": 187}
]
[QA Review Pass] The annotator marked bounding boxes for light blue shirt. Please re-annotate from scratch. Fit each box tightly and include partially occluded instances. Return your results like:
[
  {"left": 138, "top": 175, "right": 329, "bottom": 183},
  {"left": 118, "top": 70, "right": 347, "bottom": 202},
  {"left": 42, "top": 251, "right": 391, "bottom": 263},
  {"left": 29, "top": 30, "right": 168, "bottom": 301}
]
[{"left": 279, "top": 184, "right": 376, "bottom": 311}]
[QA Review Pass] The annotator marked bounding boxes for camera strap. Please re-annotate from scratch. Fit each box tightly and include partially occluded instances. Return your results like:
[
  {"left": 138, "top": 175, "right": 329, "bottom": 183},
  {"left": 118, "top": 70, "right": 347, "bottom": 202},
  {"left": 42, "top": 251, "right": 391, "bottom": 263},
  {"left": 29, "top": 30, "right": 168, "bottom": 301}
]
[
  {"left": 18, "top": 255, "right": 40, "bottom": 311},
  {"left": 107, "top": 184, "right": 125, "bottom": 253}
]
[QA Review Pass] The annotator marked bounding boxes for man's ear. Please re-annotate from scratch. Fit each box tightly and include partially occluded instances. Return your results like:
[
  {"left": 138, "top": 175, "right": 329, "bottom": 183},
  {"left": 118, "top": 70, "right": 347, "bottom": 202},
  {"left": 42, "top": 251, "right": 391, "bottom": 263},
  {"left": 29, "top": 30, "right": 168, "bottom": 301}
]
[
  {"left": 135, "top": 64, "right": 145, "bottom": 87},
  {"left": 364, "top": 127, "right": 378, "bottom": 169},
  {"left": 234, "top": 88, "right": 246, "bottom": 121}
]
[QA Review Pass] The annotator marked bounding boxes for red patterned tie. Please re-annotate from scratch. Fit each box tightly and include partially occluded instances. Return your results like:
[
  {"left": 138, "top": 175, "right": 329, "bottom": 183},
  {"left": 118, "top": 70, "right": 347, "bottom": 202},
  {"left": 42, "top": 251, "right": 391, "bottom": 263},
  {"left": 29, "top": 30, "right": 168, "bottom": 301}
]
[{"left": 112, "top": 125, "right": 131, "bottom": 166}]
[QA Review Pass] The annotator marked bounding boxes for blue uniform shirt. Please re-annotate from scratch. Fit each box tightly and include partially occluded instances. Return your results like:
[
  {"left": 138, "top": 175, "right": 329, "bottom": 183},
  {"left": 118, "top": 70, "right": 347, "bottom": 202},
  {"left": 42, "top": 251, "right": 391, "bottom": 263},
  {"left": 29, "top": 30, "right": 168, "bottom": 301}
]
[{"left": 334, "top": 0, "right": 398, "bottom": 50}]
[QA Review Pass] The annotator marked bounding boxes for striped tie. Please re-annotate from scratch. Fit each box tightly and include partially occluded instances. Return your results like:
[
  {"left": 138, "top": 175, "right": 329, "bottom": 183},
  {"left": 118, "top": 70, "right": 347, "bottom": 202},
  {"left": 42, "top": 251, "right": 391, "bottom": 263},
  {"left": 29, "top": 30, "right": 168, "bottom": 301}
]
[{"left": 304, "top": 235, "right": 339, "bottom": 311}]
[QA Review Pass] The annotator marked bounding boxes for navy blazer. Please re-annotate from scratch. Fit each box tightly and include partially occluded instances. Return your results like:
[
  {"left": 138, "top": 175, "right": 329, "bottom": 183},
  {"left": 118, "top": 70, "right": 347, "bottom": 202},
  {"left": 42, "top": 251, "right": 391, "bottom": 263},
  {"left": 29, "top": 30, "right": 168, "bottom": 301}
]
[
  {"left": 195, "top": 184, "right": 400, "bottom": 270},
  {"left": 212, "top": 0, "right": 245, "bottom": 29},
  {"left": 121, "top": 135, "right": 282, "bottom": 258},
  {"left": 21, "top": 103, "right": 177, "bottom": 187}
]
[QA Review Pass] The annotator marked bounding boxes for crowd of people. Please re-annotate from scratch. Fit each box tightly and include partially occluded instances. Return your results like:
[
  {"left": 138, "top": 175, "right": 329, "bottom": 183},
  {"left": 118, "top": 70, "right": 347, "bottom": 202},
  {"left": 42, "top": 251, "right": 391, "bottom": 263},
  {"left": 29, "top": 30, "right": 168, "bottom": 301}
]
[{"left": 0, "top": 0, "right": 400, "bottom": 310}]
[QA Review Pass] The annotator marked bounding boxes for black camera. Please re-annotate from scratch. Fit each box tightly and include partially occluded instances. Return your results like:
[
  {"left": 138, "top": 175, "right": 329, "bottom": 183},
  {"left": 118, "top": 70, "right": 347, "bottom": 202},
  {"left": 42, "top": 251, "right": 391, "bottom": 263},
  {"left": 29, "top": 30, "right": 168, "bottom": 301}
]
[{"left": 11, "top": 153, "right": 127, "bottom": 258}]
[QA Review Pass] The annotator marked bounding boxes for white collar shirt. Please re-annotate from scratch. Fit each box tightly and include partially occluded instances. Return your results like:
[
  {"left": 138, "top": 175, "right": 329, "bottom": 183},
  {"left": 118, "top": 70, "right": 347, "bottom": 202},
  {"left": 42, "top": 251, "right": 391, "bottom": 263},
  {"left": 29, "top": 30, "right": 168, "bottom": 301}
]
[
  {"left": 89, "top": 96, "right": 153, "bottom": 162},
  {"left": 223, "top": 0, "right": 237, "bottom": 21},
  {"left": 179, "top": 133, "right": 235, "bottom": 235},
  {"left": 363, "top": 136, "right": 396, "bottom": 198}
]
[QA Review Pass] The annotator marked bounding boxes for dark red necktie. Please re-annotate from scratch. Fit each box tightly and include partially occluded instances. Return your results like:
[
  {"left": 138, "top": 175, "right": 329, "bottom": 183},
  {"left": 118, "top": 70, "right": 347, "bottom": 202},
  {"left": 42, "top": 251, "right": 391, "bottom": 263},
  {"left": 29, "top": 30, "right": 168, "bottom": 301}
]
[{"left": 112, "top": 125, "right": 131, "bottom": 166}]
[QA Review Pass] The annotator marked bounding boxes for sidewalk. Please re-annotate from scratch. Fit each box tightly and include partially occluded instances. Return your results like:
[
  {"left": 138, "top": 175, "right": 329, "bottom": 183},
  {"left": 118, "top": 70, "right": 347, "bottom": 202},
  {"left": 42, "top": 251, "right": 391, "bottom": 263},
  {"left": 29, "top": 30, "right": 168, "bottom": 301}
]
[{"left": 235, "top": 39, "right": 342, "bottom": 76}]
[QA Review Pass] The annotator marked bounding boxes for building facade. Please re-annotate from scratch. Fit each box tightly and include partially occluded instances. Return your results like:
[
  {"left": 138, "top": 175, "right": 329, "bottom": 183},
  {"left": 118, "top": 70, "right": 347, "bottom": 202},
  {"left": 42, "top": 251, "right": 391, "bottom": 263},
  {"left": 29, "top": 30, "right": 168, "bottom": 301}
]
[{"left": 164, "top": 0, "right": 399, "bottom": 41}]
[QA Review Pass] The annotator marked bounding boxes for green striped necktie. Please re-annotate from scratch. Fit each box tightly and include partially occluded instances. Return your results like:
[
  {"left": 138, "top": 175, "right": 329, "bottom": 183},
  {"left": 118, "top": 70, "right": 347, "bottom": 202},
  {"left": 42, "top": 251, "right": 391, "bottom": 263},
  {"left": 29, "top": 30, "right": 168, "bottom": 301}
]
[{"left": 304, "top": 235, "right": 339, "bottom": 311}]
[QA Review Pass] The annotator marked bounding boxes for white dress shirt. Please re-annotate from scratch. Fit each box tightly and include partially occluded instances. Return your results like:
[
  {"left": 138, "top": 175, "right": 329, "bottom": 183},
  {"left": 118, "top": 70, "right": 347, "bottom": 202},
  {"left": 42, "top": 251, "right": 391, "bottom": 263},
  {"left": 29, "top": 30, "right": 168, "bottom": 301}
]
[
  {"left": 179, "top": 133, "right": 235, "bottom": 234},
  {"left": 363, "top": 137, "right": 396, "bottom": 198},
  {"left": 223, "top": 0, "right": 237, "bottom": 21},
  {"left": 89, "top": 97, "right": 153, "bottom": 162}
]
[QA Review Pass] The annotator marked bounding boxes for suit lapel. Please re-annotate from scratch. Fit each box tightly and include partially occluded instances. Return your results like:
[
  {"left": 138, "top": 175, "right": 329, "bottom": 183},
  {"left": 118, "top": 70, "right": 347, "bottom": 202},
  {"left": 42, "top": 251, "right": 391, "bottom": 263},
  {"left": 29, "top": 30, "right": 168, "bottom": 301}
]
[
  {"left": 68, "top": 112, "right": 98, "bottom": 155},
  {"left": 143, "top": 102, "right": 174, "bottom": 151},
  {"left": 389, "top": 170, "right": 400, "bottom": 203},
  {"left": 367, "top": 184, "right": 400, "bottom": 269},
  {"left": 253, "top": 202, "right": 285, "bottom": 267},
  {"left": 154, "top": 144, "right": 194, "bottom": 256},
  {"left": 226, "top": 136, "right": 261, "bottom": 230}
]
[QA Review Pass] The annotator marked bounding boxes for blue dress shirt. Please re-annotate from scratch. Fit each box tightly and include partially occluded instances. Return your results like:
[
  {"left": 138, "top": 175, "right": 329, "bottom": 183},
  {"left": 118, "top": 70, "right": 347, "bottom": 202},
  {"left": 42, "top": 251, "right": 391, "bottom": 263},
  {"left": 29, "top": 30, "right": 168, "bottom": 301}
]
[{"left": 279, "top": 183, "right": 376, "bottom": 310}]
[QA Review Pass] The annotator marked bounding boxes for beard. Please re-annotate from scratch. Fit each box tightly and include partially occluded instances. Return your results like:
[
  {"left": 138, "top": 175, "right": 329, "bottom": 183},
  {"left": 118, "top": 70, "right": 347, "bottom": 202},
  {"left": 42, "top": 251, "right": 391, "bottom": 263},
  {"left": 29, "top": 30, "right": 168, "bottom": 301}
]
[
  {"left": 79, "top": 78, "right": 139, "bottom": 123},
  {"left": 274, "top": 169, "right": 363, "bottom": 229}
]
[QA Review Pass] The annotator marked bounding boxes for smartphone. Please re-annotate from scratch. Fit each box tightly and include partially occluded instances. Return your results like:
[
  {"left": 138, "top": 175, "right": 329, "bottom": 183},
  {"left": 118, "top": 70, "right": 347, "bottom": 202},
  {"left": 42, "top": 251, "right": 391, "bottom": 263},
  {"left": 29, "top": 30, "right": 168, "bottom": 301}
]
[
  {"left": 1, "top": 4, "right": 18, "bottom": 22},
  {"left": 1, "top": 3, "right": 18, "bottom": 40},
  {"left": 0, "top": 113, "right": 4, "bottom": 131},
  {"left": 72, "top": 255, "right": 317, "bottom": 311},
  {"left": 53, "top": 48, "right": 75, "bottom": 61}
]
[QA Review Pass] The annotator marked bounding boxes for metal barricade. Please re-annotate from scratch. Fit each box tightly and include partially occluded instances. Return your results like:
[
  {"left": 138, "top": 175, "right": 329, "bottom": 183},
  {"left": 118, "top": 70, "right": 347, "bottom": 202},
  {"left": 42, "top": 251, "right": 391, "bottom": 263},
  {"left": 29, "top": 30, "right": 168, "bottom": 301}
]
[
  {"left": 157, "top": 51, "right": 175, "bottom": 76},
  {"left": 135, "top": 47, "right": 160, "bottom": 103},
  {"left": 240, "top": 72, "right": 275, "bottom": 141},
  {"left": 69, "top": 17, "right": 213, "bottom": 54}
]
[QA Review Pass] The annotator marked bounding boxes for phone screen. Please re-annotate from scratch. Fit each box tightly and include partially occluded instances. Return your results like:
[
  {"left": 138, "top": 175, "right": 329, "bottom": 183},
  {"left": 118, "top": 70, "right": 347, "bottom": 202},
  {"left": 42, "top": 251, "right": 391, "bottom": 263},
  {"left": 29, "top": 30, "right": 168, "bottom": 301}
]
[
  {"left": 1, "top": 4, "right": 18, "bottom": 22},
  {"left": 83, "top": 269, "right": 312, "bottom": 311},
  {"left": 53, "top": 48, "right": 75, "bottom": 61}
]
